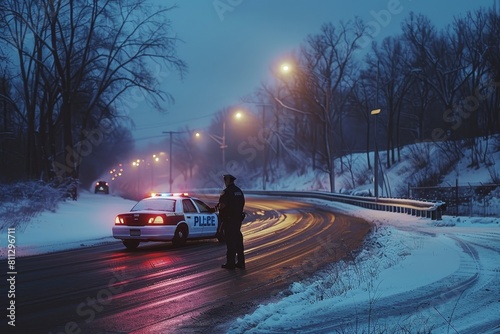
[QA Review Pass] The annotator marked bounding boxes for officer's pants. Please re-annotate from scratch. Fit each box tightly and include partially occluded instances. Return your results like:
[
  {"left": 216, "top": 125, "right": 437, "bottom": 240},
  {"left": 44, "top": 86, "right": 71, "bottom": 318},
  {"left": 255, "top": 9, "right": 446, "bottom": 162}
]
[{"left": 224, "top": 220, "right": 244, "bottom": 265}]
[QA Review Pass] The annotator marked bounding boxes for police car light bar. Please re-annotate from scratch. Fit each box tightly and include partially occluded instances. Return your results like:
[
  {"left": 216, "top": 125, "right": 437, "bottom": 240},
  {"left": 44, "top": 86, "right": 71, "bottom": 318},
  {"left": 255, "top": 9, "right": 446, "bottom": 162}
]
[{"left": 151, "top": 192, "right": 189, "bottom": 197}]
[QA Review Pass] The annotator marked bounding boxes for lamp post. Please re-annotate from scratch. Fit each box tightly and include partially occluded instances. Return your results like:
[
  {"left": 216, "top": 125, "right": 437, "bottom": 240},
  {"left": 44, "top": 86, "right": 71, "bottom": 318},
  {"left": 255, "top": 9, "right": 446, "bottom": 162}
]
[
  {"left": 132, "top": 159, "right": 142, "bottom": 198},
  {"left": 221, "top": 121, "right": 227, "bottom": 167},
  {"left": 258, "top": 104, "right": 269, "bottom": 190},
  {"left": 237, "top": 104, "right": 269, "bottom": 190},
  {"left": 196, "top": 121, "right": 226, "bottom": 167},
  {"left": 195, "top": 111, "right": 242, "bottom": 168},
  {"left": 162, "top": 131, "right": 183, "bottom": 192},
  {"left": 371, "top": 108, "right": 381, "bottom": 201},
  {"left": 151, "top": 154, "right": 159, "bottom": 189},
  {"left": 279, "top": 60, "right": 341, "bottom": 192}
]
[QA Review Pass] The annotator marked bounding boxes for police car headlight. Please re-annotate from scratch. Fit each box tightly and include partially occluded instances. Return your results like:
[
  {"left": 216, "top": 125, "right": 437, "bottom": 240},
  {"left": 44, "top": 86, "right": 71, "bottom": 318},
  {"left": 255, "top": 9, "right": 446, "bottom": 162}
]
[{"left": 148, "top": 216, "right": 164, "bottom": 224}]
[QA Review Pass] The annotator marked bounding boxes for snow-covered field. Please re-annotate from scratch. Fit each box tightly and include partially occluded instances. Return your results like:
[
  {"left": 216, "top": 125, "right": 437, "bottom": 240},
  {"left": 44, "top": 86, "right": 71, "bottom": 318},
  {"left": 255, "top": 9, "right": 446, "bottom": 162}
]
[{"left": 1, "top": 190, "right": 498, "bottom": 333}]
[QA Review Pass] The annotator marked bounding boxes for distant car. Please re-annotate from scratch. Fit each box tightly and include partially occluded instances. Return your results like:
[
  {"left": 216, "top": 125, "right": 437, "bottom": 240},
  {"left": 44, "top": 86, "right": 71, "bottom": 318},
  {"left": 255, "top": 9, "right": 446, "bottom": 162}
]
[
  {"left": 112, "top": 193, "right": 224, "bottom": 249},
  {"left": 94, "top": 181, "right": 109, "bottom": 194}
]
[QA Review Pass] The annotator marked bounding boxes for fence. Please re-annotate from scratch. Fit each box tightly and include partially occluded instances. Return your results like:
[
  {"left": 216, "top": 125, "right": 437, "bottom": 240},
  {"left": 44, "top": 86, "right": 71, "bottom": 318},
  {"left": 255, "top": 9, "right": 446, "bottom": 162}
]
[{"left": 409, "top": 182, "right": 500, "bottom": 217}]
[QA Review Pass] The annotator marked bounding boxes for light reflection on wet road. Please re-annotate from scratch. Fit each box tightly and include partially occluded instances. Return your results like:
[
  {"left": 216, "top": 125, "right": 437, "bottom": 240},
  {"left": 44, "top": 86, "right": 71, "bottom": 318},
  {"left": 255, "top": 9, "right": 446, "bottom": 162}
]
[{"left": 7, "top": 196, "right": 371, "bottom": 333}]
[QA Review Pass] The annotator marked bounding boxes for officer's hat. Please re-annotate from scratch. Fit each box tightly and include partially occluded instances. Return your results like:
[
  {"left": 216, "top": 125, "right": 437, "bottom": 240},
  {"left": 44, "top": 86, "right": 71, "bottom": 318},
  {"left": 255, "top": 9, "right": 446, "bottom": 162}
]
[{"left": 223, "top": 174, "right": 236, "bottom": 181}]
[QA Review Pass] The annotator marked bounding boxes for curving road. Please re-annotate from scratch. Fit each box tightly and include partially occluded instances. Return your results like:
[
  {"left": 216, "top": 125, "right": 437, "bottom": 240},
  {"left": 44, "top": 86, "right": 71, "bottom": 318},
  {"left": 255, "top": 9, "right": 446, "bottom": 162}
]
[{"left": 3, "top": 196, "right": 371, "bottom": 333}]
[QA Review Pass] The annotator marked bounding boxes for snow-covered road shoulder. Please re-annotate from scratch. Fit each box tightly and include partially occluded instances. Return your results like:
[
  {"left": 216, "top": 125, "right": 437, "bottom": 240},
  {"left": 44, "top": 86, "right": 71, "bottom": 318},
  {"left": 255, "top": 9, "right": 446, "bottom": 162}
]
[
  {"left": 224, "top": 199, "right": 500, "bottom": 333},
  {"left": 1, "top": 191, "right": 498, "bottom": 333},
  {"left": 1, "top": 191, "right": 136, "bottom": 257}
]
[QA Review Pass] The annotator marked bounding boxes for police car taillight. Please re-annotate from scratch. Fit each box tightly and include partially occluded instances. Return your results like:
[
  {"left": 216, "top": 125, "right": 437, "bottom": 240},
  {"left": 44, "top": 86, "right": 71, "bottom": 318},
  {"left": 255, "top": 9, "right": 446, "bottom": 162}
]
[{"left": 147, "top": 216, "right": 164, "bottom": 224}]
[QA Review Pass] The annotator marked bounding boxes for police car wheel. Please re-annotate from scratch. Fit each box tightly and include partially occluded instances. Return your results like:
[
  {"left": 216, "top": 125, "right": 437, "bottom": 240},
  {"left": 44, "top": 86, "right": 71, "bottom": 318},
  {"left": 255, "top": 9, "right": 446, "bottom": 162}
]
[
  {"left": 172, "top": 225, "right": 187, "bottom": 246},
  {"left": 123, "top": 240, "right": 140, "bottom": 249}
]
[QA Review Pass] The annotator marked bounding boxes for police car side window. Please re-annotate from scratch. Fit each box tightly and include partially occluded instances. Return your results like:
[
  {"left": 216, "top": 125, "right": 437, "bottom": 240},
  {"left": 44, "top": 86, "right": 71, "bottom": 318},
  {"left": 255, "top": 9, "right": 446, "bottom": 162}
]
[
  {"left": 182, "top": 199, "right": 197, "bottom": 213},
  {"left": 193, "top": 199, "right": 211, "bottom": 213}
]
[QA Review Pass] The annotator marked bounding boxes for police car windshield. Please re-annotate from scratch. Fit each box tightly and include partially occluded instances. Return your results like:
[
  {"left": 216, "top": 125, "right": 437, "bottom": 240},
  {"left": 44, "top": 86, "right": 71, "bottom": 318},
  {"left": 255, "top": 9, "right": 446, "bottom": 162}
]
[{"left": 131, "top": 198, "right": 175, "bottom": 212}]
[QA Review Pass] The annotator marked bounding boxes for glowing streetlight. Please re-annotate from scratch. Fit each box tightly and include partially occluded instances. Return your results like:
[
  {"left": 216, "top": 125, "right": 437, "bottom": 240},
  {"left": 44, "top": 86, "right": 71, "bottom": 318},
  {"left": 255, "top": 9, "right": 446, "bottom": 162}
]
[
  {"left": 150, "top": 154, "right": 160, "bottom": 189},
  {"left": 280, "top": 62, "right": 291, "bottom": 73},
  {"left": 195, "top": 110, "right": 243, "bottom": 167}
]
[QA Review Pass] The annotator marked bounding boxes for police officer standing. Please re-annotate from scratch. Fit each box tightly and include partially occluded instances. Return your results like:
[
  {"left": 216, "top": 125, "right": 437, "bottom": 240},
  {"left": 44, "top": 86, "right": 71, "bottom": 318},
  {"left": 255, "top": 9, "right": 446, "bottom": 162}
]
[{"left": 218, "top": 174, "right": 245, "bottom": 269}]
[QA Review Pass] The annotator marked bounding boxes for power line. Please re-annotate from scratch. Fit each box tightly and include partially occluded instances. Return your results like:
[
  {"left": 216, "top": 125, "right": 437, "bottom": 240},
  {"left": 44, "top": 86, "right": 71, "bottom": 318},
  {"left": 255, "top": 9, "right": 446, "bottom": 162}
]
[{"left": 132, "top": 111, "right": 218, "bottom": 131}]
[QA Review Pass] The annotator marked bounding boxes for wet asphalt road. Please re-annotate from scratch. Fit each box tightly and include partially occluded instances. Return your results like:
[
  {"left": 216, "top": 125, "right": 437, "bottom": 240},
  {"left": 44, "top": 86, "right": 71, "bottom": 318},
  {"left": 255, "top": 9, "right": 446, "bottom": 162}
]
[{"left": 1, "top": 196, "right": 371, "bottom": 334}]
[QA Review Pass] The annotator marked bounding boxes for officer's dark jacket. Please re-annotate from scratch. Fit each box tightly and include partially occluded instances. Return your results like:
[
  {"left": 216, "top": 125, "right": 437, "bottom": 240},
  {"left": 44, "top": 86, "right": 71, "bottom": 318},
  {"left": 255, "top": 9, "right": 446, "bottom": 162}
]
[{"left": 218, "top": 183, "right": 245, "bottom": 220}]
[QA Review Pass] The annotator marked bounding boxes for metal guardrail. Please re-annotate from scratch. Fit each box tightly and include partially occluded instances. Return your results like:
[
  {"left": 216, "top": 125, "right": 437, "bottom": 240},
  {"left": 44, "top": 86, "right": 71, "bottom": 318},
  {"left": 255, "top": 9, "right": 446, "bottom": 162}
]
[{"left": 245, "top": 190, "right": 446, "bottom": 221}]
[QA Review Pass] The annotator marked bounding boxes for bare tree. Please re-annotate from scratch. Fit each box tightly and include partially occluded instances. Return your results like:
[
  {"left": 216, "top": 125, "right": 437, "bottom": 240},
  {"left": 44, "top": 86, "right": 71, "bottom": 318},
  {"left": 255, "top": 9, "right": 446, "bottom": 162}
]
[
  {"left": 367, "top": 36, "right": 413, "bottom": 167},
  {"left": 0, "top": 0, "right": 186, "bottom": 194},
  {"left": 483, "top": 8, "right": 500, "bottom": 135},
  {"left": 349, "top": 74, "right": 375, "bottom": 170},
  {"left": 295, "top": 19, "right": 369, "bottom": 192},
  {"left": 403, "top": 12, "right": 474, "bottom": 141}
]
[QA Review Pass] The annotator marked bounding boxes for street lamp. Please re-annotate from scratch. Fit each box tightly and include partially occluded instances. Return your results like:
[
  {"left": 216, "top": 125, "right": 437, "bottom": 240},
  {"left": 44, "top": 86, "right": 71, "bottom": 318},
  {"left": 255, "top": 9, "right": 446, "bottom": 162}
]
[
  {"left": 280, "top": 62, "right": 291, "bottom": 73},
  {"left": 240, "top": 103, "right": 272, "bottom": 190},
  {"left": 195, "top": 112, "right": 242, "bottom": 167},
  {"left": 371, "top": 108, "right": 381, "bottom": 201},
  {"left": 132, "top": 159, "right": 142, "bottom": 198},
  {"left": 151, "top": 154, "right": 159, "bottom": 189},
  {"left": 198, "top": 121, "right": 227, "bottom": 167},
  {"left": 162, "top": 131, "right": 183, "bottom": 192},
  {"left": 257, "top": 104, "right": 270, "bottom": 190}
]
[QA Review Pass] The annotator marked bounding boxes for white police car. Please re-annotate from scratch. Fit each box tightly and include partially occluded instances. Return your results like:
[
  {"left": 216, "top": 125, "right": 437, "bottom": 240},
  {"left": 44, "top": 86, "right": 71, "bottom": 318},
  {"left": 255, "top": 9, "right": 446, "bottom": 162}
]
[{"left": 112, "top": 193, "right": 223, "bottom": 249}]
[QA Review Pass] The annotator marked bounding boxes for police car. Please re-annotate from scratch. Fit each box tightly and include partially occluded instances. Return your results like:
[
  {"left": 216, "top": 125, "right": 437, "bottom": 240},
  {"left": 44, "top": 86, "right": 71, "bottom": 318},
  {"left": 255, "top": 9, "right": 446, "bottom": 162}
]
[{"left": 112, "top": 193, "right": 223, "bottom": 249}]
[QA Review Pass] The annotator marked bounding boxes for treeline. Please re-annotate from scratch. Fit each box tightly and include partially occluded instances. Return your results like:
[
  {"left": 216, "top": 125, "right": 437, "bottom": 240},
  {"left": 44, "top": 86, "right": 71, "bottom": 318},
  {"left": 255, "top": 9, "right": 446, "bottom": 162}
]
[
  {"left": 2, "top": 2, "right": 499, "bottom": 195},
  {"left": 190, "top": 6, "right": 500, "bottom": 191},
  {"left": 0, "top": 0, "right": 185, "bottom": 190}
]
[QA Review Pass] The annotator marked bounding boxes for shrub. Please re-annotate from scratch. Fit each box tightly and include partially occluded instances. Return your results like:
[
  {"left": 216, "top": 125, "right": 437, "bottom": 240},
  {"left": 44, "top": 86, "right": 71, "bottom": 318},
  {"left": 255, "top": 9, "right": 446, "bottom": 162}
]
[{"left": 0, "top": 179, "right": 76, "bottom": 231}]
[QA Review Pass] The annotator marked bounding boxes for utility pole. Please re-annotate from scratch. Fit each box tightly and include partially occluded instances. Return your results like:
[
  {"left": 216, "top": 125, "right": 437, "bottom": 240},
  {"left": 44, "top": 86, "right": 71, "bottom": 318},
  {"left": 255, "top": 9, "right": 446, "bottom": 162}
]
[{"left": 262, "top": 104, "right": 268, "bottom": 190}]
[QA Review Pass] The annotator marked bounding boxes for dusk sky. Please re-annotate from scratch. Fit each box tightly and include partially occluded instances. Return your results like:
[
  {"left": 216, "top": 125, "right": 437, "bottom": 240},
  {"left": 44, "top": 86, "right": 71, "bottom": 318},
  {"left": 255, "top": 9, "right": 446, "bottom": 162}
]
[{"left": 129, "top": 0, "right": 496, "bottom": 145}]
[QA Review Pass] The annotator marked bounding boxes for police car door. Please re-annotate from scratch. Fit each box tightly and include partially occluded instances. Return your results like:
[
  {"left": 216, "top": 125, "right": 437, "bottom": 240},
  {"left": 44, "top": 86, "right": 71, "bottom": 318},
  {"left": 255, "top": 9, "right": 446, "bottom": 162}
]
[
  {"left": 192, "top": 199, "right": 218, "bottom": 237},
  {"left": 182, "top": 199, "right": 202, "bottom": 237}
]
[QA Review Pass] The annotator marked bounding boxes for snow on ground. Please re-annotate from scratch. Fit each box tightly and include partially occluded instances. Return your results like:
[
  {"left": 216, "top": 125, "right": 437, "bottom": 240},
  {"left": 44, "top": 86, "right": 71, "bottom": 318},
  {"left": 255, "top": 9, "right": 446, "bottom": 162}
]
[
  {"left": 1, "top": 137, "right": 499, "bottom": 332},
  {"left": 0, "top": 191, "right": 136, "bottom": 257},
  {"left": 1, "top": 189, "right": 499, "bottom": 333},
  {"left": 224, "top": 199, "right": 500, "bottom": 333}
]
